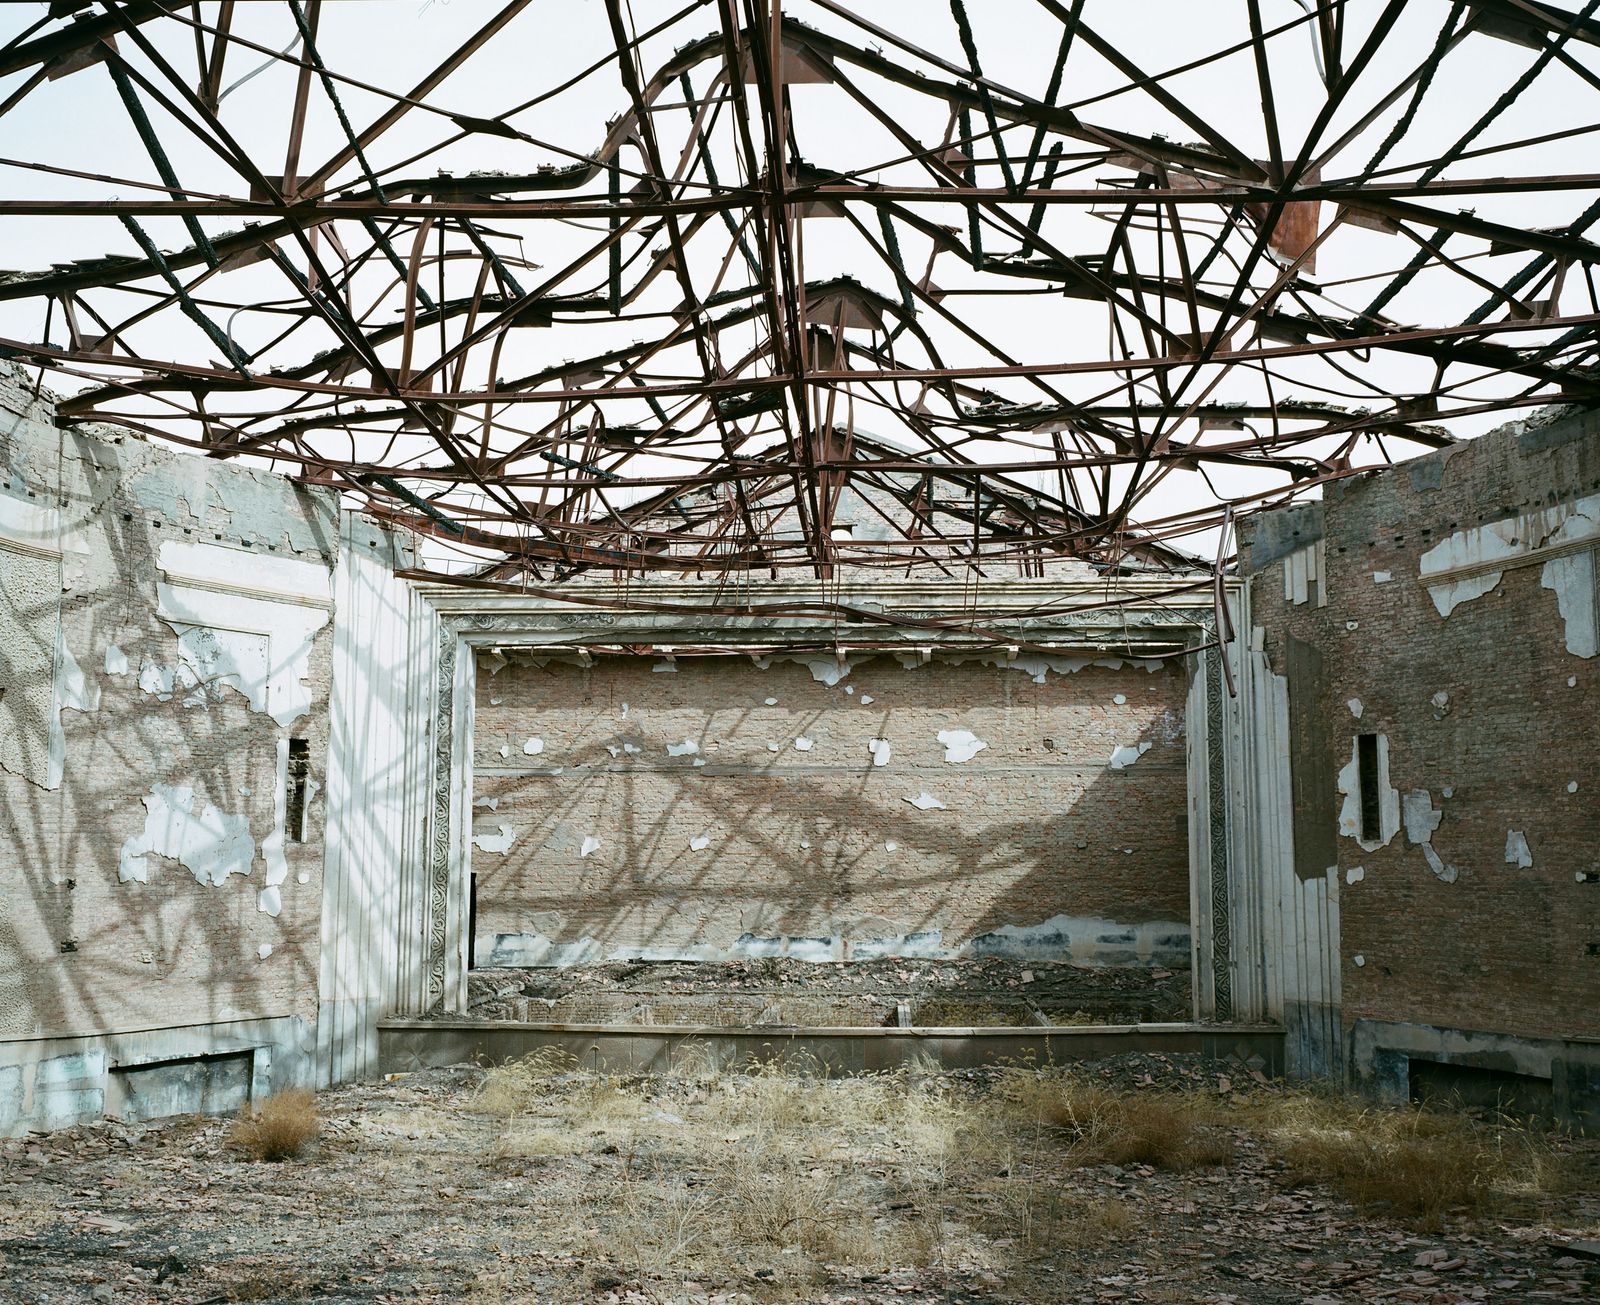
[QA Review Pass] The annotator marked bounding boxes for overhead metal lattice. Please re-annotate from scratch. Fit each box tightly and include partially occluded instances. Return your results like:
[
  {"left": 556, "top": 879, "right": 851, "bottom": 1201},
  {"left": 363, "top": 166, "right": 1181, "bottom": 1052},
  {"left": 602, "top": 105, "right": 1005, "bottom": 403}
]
[{"left": 2, "top": 1, "right": 1598, "bottom": 582}]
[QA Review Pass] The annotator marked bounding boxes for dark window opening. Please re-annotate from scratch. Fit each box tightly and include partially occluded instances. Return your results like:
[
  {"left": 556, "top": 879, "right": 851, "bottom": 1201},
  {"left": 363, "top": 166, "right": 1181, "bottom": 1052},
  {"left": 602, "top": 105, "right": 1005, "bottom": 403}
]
[
  {"left": 467, "top": 872, "right": 479, "bottom": 970},
  {"left": 1357, "top": 733, "right": 1380, "bottom": 842},
  {"left": 285, "top": 738, "right": 311, "bottom": 843}
]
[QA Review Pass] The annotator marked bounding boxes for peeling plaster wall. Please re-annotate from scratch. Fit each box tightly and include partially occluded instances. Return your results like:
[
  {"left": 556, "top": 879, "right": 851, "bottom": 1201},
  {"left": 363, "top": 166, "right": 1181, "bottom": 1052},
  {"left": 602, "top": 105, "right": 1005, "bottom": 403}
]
[
  {"left": 471, "top": 654, "right": 1191, "bottom": 969},
  {"left": 1240, "top": 403, "right": 1600, "bottom": 1068},
  {"left": 0, "top": 365, "right": 341, "bottom": 1134}
]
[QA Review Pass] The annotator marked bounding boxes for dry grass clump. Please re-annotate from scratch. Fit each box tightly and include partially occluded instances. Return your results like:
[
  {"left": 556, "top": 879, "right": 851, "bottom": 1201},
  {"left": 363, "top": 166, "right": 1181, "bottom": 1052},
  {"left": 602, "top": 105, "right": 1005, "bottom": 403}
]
[
  {"left": 466, "top": 1050, "right": 1573, "bottom": 1298},
  {"left": 476, "top": 1045, "right": 581, "bottom": 1116},
  {"left": 973, "top": 1177, "right": 1137, "bottom": 1251},
  {"left": 999, "top": 1072, "right": 1235, "bottom": 1171},
  {"left": 724, "top": 1152, "right": 842, "bottom": 1255},
  {"left": 491, "top": 1123, "right": 585, "bottom": 1165},
  {"left": 229, "top": 1088, "right": 320, "bottom": 1162},
  {"left": 1248, "top": 1092, "right": 1561, "bottom": 1226}
]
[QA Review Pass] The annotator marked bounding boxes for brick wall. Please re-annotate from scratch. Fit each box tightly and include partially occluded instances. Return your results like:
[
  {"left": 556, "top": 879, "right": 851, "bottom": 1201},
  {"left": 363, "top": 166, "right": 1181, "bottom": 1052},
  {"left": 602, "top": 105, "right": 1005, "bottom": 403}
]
[
  {"left": 0, "top": 368, "right": 337, "bottom": 1044},
  {"left": 470, "top": 652, "right": 1191, "bottom": 967},
  {"left": 1243, "top": 408, "right": 1600, "bottom": 1045}
]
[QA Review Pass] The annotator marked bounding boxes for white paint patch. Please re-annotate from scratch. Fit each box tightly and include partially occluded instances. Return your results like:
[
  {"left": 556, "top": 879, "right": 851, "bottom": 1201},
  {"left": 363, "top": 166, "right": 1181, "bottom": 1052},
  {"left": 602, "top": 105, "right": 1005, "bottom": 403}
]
[
  {"left": 1345, "top": 621, "right": 1359, "bottom": 631},
  {"left": 960, "top": 651, "right": 1164, "bottom": 685},
  {"left": 937, "top": 728, "right": 988, "bottom": 763},
  {"left": 1430, "top": 690, "right": 1450, "bottom": 711},
  {"left": 767, "top": 742, "right": 781, "bottom": 752},
  {"left": 580, "top": 835, "right": 602, "bottom": 858},
  {"left": 666, "top": 738, "right": 700, "bottom": 757},
  {"left": 0, "top": 492, "right": 72, "bottom": 553},
  {"left": 138, "top": 658, "right": 183, "bottom": 701},
  {"left": 952, "top": 913, "right": 1190, "bottom": 966},
  {"left": 1352, "top": 954, "right": 1365, "bottom": 968},
  {"left": 692, "top": 757, "right": 705, "bottom": 767},
  {"left": 1403, "top": 790, "right": 1458, "bottom": 882},
  {"left": 472, "top": 824, "right": 516, "bottom": 854},
  {"left": 884, "top": 841, "right": 898, "bottom": 852},
  {"left": 793, "top": 736, "right": 814, "bottom": 752},
  {"left": 620, "top": 703, "right": 630, "bottom": 718},
  {"left": 764, "top": 697, "right": 778, "bottom": 706},
  {"left": 1402, "top": 789, "right": 1442, "bottom": 846},
  {"left": 622, "top": 742, "right": 642, "bottom": 755},
  {"left": 1336, "top": 735, "right": 1400, "bottom": 850},
  {"left": 1108, "top": 741, "right": 1152, "bottom": 770},
  {"left": 605, "top": 745, "right": 621, "bottom": 757},
  {"left": 1373, "top": 571, "right": 1392, "bottom": 584},
  {"left": 689, "top": 835, "right": 711, "bottom": 851},
  {"left": 104, "top": 644, "right": 128, "bottom": 675},
  {"left": 474, "top": 796, "right": 500, "bottom": 810},
  {"left": 522, "top": 737, "right": 544, "bottom": 756},
  {"left": 652, "top": 660, "right": 677, "bottom": 673},
  {"left": 174, "top": 624, "right": 271, "bottom": 710},
  {"left": 1346, "top": 866, "right": 1364, "bottom": 885},
  {"left": 844, "top": 685, "right": 855, "bottom": 696},
  {"left": 799, "top": 839, "right": 810, "bottom": 849},
  {"left": 47, "top": 627, "right": 98, "bottom": 786},
  {"left": 1505, "top": 829, "right": 1533, "bottom": 869},
  {"left": 859, "top": 695, "right": 875, "bottom": 705},
  {"left": 1420, "top": 491, "right": 1600, "bottom": 639},
  {"left": 1347, "top": 698, "right": 1363, "bottom": 719},
  {"left": 1570, "top": 676, "right": 1579, "bottom": 687},
  {"left": 497, "top": 744, "right": 510, "bottom": 759},
  {"left": 800, "top": 657, "right": 852, "bottom": 686},
  {"left": 1568, "top": 780, "right": 1580, "bottom": 793},
  {"left": 118, "top": 784, "right": 256, "bottom": 887},
  {"left": 1422, "top": 845, "right": 1458, "bottom": 883},
  {"left": 259, "top": 739, "right": 290, "bottom": 916},
  {"left": 257, "top": 944, "right": 273, "bottom": 961},
  {"left": 868, "top": 738, "right": 892, "bottom": 767},
  {"left": 154, "top": 541, "right": 331, "bottom": 726},
  {"left": 1112, "top": 694, "right": 1126, "bottom": 705},
  {"left": 1541, "top": 546, "right": 1599, "bottom": 657},
  {"left": 296, "top": 871, "right": 310, "bottom": 885},
  {"left": 905, "top": 791, "right": 947, "bottom": 811}
]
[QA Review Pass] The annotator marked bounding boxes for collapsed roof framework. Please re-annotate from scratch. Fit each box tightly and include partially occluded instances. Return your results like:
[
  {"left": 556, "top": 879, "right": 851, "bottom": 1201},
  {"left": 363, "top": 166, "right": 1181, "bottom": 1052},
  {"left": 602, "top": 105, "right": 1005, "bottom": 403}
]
[{"left": 2, "top": 0, "right": 1599, "bottom": 614}]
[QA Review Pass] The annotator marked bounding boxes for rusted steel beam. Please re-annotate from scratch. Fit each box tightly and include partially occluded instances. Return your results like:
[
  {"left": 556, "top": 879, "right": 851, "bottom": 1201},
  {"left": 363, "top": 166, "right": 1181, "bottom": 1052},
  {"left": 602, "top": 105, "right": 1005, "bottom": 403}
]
[{"left": 2, "top": 1, "right": 1596, "bottom": 583}]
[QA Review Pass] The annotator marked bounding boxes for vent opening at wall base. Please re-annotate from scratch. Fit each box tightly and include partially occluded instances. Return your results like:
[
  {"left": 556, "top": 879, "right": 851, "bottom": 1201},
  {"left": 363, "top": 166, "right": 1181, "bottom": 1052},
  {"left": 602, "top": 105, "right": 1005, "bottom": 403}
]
[
  {"left": 1357, "top": 733, "right": 1381, "bottom": 844},
  {"left": 1408, "top": 1058, "right": 1554, "bottom": 1120},
  {"left": 286, "top": 738, "right": 310, "bottom": 843},
  {"left": 111, "top": 1050, "right": 257, "bottom": 1123}
]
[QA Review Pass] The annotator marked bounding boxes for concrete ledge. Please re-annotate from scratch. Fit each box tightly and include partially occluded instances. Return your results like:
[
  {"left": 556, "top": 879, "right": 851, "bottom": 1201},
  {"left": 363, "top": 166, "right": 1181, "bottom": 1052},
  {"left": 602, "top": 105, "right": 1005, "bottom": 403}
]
[{"left": 378, "top": 1019, "right": 1284, "bottom": 1077}]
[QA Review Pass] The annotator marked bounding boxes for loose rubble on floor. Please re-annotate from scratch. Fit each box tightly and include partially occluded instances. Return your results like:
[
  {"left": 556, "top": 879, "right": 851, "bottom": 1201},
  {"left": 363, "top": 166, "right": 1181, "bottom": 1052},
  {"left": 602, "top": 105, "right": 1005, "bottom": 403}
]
[
  {"left": 456, "top": 958, "right": 1192, "bottom": 1026},
  {"left": 0, "top": 1052, "right": 1594, "bottom": 1305}
]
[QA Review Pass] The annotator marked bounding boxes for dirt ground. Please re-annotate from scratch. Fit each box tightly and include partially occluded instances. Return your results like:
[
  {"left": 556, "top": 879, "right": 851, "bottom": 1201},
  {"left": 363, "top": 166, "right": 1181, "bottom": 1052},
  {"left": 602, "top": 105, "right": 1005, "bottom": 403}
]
[{"left": 0, "top": 1053, "right": 1595, "bottom": 1305}]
